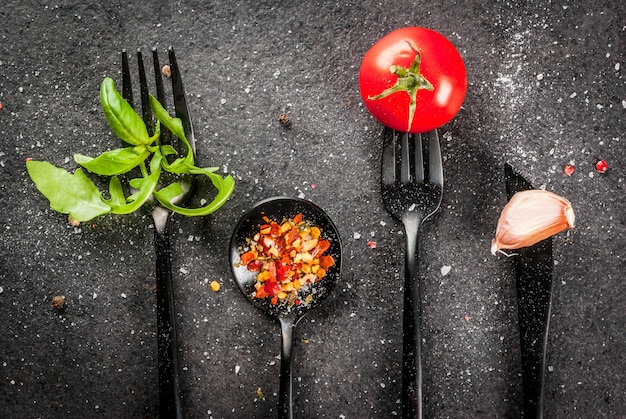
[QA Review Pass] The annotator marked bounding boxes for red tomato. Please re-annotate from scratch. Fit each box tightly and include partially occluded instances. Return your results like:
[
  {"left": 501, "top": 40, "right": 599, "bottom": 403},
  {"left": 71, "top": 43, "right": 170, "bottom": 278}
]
[{"left": 359, "top": 27, "right": 467, "bottom": 133}]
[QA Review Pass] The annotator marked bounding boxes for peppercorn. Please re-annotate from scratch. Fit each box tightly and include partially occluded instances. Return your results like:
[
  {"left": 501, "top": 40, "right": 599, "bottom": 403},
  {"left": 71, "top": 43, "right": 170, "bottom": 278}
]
[
  {"left": 51, "top": 295, "right": 65, "bottom": 310},
  {"left": 278, "top": 112, "right": 291, "bottom": 127}
]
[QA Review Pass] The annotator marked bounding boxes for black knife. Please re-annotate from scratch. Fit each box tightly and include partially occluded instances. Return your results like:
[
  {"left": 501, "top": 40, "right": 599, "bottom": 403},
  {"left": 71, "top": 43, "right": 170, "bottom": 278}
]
[{"left": 504, "top": 163, "right": 554, "bottom": 419}]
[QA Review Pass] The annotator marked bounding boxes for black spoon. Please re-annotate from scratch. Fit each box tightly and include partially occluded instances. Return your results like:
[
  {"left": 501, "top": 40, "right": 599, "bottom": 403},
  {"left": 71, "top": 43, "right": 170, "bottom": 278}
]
[{"left": 229, "top": 197, "right": 342, "bottom": 419}]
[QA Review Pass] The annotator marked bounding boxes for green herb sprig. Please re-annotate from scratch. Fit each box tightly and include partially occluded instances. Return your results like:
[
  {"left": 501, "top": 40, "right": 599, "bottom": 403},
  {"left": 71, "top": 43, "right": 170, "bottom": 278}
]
[{"left": 26, "top": 78, "right": 235, "bottom": 222}]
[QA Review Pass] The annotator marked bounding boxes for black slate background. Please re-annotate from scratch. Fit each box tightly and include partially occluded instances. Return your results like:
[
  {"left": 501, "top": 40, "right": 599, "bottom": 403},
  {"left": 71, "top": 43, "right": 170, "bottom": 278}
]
[{"left": 1, "top": 1, "right": 624, "bottom": 418}]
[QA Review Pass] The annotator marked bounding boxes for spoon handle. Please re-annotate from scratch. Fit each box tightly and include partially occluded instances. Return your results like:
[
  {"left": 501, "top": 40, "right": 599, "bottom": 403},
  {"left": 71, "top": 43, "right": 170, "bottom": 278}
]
[{"left": 279, "top": 317, "right": 296, "bottom": 419}]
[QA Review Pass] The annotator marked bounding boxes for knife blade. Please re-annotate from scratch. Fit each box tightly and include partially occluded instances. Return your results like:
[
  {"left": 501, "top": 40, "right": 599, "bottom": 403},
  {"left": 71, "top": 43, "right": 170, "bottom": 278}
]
[{"left": 504, "top": 163, "right": 554, "bottom": 419}]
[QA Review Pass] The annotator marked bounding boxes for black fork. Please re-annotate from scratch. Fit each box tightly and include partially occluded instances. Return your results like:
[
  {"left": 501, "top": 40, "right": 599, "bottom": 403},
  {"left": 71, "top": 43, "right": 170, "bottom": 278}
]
[
  {"left": 381, "top": 127, "right": 443, "bottom": 419},
  {"left": 121, "top": 47, "right": 195, "bottom": 419}
]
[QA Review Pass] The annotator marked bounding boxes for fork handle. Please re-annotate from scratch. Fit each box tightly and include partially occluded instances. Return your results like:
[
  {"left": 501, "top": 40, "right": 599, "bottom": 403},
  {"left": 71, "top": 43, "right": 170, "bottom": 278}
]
[
  {"left": 155, "top": 225, "right": 185, "bottom": 419},
  {"left": 402, "top": 215, "right": 423, "bottom": 419}
]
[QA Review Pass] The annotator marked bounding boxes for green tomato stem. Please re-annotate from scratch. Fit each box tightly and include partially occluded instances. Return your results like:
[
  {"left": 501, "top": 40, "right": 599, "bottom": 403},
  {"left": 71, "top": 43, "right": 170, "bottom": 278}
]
[{"left": 367, "top": 39, "right": 434, "bottom": 132}]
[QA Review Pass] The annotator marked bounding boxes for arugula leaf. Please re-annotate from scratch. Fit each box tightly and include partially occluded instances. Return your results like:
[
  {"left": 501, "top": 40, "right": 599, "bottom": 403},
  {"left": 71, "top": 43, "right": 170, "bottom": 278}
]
[
  {"left": 74, "top": 146, "right": 149, "bottom": 176},
  {"left": 26, "top": 160, "right": 111, "bottom": 221},
  {"left": 100, "top": 78, "right": 153, "bottom": 146}
]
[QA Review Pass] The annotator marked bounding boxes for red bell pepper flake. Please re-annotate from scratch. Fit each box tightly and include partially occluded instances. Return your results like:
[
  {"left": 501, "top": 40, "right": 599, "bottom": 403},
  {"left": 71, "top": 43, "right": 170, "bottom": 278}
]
[
  {"left": 595, "top": 160, "right": 608, "bottom": 173},
  {"left": 240, "top": 251, "right": 256, "bottom": 265},
  {"left": 238, "top": 213, "right": 335, "bottom": 306},
  {"left": 563, "top": 165, "right": 575, "bottom": 176}
]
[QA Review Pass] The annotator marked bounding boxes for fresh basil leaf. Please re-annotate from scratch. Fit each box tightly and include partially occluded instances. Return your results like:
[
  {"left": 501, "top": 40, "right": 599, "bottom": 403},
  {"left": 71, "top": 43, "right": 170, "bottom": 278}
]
[
  {"left": 100, "top": 78, "right": 152, "bottom": 146},
  {"left": 106, "top": 176, "right": 127, "bottom": 207},
  {"left": 154, "top": 182, "right": 185, "bottom": 203},
  {"left": 26, "top": 160, "right": 111, "bottom": 221},
  {"left": 160, "top": 145, "right": 178, "bottom": 156},
  {"left": 162, "top": 158, "right": 192, "bottom": 175},
  {"left": 150, "top": 95, "right": 186, "bottom": 140},
  {"left": 110, "top": 153, "right": 163, "bottom": 214},
  {"left": 74, "top": 146, "right": 149, "bottom": 176},
  {"left": 150, "top": 95, "right": 195, "bottom": 172},
  {"left": 154, "top": 166, "right": 235, "bottom": 216}
]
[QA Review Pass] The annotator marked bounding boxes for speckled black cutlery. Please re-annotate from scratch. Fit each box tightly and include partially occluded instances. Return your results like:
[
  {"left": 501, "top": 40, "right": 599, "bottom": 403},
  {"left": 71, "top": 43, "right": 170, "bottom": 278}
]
[
  {"left": 121, "top": 47, "right": 195, "bottom": 419},
  {"left": 381, "top": 127, "right": 443, "bottom": 419},
  {"left": 504, "top": 163, "right": 554, "bottom": 419},
  {"left": 230, "top": 197, "right": 342, "bottom": 419}
]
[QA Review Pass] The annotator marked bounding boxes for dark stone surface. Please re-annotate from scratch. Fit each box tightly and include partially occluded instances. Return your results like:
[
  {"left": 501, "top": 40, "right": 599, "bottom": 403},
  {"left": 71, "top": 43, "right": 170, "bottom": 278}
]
[{"left": 0, "top": 0, "right": 624, "bottom": 417}]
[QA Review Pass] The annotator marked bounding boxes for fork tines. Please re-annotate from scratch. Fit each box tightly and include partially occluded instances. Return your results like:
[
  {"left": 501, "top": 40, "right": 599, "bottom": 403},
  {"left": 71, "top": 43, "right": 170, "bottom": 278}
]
[
  {"left": 382, "top": 127, "right": 443, "bottom": 187},
  {"left": 120, "top": 47, "right": 194, "bottom": 154}
]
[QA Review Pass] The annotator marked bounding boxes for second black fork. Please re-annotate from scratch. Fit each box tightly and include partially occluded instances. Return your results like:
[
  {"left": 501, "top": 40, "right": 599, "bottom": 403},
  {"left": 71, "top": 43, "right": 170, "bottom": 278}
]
[{"left": 381, "top": 127, "right": 443, "bottom": 419}]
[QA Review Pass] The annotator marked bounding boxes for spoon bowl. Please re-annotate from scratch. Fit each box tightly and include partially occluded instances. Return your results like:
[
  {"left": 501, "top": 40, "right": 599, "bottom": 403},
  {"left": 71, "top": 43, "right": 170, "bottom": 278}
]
[{"left": 229, "top": 196, "right": 342, "bottom": 418}]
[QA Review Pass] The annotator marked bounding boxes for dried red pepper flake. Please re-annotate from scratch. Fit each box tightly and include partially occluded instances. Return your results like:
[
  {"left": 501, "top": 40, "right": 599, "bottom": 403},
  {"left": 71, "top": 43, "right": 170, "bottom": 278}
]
[
  {"left": 239, "top": 213, "right": 335, "bottom": 306},
  {"left": 595, "top": 160, "right": 608, "bottom": 173},
  {"left": 367, "top": 240, "right": 377, "bottom": 249},
  {"left": 563, "top": 165, "right": 575, "bottom": 176}
]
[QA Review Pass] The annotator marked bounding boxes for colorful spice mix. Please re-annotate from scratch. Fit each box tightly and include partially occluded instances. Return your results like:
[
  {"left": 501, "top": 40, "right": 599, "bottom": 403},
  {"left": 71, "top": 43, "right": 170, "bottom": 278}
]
[{"left": 238, "top": 213, "right": 335, "bottom": 306}]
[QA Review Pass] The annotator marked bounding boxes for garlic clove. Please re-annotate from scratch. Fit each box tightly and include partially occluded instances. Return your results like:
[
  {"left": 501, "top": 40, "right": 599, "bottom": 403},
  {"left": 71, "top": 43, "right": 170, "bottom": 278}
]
[{"left": 491, "top": 189, "right": 575, "bottom": 256}]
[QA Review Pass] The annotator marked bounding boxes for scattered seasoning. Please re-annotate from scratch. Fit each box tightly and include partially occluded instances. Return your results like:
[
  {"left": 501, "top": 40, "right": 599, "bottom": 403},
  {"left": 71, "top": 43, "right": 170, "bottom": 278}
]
[
  {"left": 595, "top": 160, "right": 608, "bottom": 173},
  {"left": 210, "top": 281, "right": 221, "bottom": 292},
  {"left": 161, "top": 65, "right": 171, "bottom": 78},
  {"left": 278, "top": 112, "right": 291, "bottom": 127},
  {"left": 51, "top": 295, "right": 65, "bottom": 310},
  {"left": 563, "top": 165, "right": 575, "bottom": 176},
  {"left": 367, "top": 240, "right": 377, "bottom": 249},
  {"left": 238, "top": 213, "right": 335, "bottom": 306},
  {"left": 0, "top": 101, "right": 3, "bottom": 111},
  {"left": 256, "top": 387, "right": 264, "bottom": 399}
]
